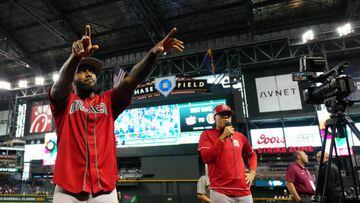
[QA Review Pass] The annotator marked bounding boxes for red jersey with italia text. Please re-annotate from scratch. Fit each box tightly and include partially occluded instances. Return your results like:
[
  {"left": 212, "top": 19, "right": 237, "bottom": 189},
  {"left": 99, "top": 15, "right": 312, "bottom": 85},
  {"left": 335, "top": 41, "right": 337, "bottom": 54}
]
[
  {"left": 198, "top": 128, "right": 257, "bottom": 197},
  {"left": 49, "top": 89, "right": 130, "bottom": 194}
]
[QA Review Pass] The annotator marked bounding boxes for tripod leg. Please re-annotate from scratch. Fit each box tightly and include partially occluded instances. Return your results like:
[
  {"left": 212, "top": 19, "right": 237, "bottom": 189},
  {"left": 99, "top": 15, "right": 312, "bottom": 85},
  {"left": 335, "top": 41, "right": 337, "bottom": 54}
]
[
  {"left": 344, "top": 117, "right": 360, "bottom": 200},
  {"left": 321, "top": 125, "right": 336, "bottom": 203},
  {"left": 316, "top": 125, "right": 329, "bottom": 197},
  {"left": 345, "top": 117, "right": 360, "bottom": 173},
  {"left": 332, "top": 133, "right": 346, "bottom": 202},
  {"left": 344, "top": 129, "right": 359, "bottom": 200},
  {"left": 345, "top": 116, "right": 360, "bottom": 142}
]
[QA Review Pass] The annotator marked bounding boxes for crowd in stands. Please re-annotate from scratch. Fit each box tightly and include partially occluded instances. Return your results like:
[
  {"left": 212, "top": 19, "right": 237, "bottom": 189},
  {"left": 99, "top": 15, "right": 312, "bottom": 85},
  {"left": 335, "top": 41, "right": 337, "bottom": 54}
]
[
  {"left": 0, "top": 179, "right": 53, "bottom": 195},
  {"left": 0, "top": 180, "right": 21, "bottom": 194}
]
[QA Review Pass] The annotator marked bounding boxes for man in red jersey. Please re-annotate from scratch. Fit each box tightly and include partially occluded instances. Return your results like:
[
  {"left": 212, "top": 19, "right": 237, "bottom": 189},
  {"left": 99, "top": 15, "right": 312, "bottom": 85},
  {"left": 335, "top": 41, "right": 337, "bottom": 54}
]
[
  {"left": 198, "top": 104, "right": 257, "bottom": 203},
  {"left": 49, "top": 25, "right": 183, "bottom": 203}
]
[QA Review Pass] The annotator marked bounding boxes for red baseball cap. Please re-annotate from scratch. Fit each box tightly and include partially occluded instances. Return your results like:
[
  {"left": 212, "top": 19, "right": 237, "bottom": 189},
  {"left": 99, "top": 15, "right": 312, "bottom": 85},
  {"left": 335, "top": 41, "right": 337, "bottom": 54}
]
[{"left": 213, "top": 104, "right": 234, "bottom": 116}]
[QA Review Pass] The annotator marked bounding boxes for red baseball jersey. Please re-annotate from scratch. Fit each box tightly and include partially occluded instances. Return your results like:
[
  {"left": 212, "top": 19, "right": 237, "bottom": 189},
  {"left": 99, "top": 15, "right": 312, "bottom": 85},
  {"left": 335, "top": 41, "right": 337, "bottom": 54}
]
[
  {"left": 198, "top": 128, "right": 257, "bottom": 197},
  {"left": 49, "top": 88, "right": 130, "bottom": 194}
]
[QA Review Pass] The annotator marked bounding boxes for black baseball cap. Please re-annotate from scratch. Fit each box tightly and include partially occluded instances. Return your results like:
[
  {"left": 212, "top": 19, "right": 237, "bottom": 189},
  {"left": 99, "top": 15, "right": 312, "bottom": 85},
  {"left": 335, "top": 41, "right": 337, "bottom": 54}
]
[{"left": 77, "top": 57, "right": 103, "bottom": 76}]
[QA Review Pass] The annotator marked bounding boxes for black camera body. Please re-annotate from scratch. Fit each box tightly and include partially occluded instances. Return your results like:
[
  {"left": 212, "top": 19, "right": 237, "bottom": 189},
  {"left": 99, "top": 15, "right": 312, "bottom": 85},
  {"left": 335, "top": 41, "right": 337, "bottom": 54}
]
[{"left": 293, "top": 56, "right": 356, "bottom": 105}]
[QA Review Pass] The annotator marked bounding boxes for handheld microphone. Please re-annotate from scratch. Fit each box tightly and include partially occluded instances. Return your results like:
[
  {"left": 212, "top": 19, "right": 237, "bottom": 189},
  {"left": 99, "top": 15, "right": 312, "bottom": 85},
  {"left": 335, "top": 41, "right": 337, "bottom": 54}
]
[{"left": 224, "top": 121, "right": 233, "bottom": 141}]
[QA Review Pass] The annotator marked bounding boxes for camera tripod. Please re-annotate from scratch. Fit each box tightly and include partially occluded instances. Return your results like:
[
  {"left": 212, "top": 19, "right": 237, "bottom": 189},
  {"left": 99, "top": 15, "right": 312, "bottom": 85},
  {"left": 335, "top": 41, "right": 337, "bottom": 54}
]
[{"left": 316, "top": 99, "right": 360, "bottom": 203}]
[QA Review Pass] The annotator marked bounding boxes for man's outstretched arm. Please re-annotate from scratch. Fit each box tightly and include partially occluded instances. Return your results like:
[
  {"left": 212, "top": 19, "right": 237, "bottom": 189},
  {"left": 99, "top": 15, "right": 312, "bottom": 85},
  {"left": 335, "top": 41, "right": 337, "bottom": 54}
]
[
  {"left": 113, "top": 28, "right": 184, "bottom": 103},
  {"left": 50, "top": 25, "right": 98, "bottom": 102}
]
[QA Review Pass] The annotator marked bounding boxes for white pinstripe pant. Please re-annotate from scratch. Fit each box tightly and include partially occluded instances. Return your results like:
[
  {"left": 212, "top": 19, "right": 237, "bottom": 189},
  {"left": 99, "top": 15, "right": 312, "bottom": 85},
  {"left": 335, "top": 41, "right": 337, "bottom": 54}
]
[
  {"left": 53, "top": 185, "right": 118, "bottom": 203},
  {"left": 210, "top": 190, "right": 253, "bottom": 203}
]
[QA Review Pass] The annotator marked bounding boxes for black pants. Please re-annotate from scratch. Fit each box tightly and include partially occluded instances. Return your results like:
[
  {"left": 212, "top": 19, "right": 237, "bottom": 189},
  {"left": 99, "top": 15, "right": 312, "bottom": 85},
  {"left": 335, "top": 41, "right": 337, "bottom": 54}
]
[
  {"left": 298, "top": 194, "right": 312, "bottom": 203},
  {"left": 322, "top": 192, "right": 344, "bottom": 203}
]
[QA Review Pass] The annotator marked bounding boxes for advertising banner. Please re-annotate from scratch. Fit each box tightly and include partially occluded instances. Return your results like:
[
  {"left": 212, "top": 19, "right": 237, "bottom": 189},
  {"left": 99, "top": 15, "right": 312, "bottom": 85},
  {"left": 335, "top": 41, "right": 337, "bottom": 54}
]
[
  {"left": 255, "top": 74, "right": 302, "bottom": 112},
  {"left": 29, "top": 105, "right": 52, "bottom": 134}
]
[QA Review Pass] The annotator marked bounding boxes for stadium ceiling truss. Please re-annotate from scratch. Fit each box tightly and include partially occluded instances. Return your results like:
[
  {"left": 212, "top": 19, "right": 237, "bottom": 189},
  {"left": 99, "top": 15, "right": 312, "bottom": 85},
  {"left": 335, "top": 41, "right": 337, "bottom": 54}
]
[
  {"left": 105, "top": 32, "right": 360, "bottom": 78},
  {"left": 123, "top": 0, "right": 166, "bottom": 44},
  {"left": 0, "top": 24, "right": 41, "bottom": 73},
  {"left": 4, "top": 32, "right": 360, "bottom": 137}
]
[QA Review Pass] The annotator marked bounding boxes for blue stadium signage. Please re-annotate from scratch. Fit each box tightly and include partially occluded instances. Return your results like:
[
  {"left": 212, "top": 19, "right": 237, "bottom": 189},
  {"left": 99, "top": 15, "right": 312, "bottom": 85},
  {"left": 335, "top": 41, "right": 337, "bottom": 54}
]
[{"left": 133, "top": 78, "right": 208, "bottom": 100}]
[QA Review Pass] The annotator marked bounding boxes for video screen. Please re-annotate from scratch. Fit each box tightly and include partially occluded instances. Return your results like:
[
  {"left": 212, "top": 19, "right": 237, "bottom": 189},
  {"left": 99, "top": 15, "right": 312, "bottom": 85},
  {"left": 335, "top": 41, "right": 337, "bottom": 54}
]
[
  {"left": 317, "top": 105, "right": 353, "bottom": 156},
  {"left": 43, "top": 133, "right": 57, "bottom": 165},
  {"left": 255, "top": 180, "right": 286, "bottom": 187},
  {"left": 24, "top": 144, "right": 44, "bottom": 162},
  {"left": 23, "top": 133, "right": 58, "bottom": 166},
  {"left": 114, "top": 99, "right": 225, "bottom": 147},
  {"left": 284, "top": 126, "right": 322, "bottom": 147}
]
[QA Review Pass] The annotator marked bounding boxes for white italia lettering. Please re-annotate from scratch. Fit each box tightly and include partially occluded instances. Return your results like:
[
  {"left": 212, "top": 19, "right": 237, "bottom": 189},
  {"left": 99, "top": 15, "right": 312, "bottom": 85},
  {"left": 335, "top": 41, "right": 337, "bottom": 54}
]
[{"left": 69, "top": 100, "right": 108, "bottom": 115}]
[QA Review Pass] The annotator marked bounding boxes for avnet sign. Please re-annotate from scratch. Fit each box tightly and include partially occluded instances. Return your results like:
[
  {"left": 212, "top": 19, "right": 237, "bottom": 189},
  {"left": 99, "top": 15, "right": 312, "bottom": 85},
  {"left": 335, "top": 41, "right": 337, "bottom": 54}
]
[{"left": 255, "top": 74, "right": 302, "bottom": 113}]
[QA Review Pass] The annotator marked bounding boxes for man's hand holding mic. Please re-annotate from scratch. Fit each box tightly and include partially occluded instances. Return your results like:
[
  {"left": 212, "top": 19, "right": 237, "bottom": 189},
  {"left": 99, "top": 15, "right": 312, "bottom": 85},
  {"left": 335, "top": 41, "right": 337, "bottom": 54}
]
[{"left": 219, "top": 121, "right": 234, "bottom": 141}]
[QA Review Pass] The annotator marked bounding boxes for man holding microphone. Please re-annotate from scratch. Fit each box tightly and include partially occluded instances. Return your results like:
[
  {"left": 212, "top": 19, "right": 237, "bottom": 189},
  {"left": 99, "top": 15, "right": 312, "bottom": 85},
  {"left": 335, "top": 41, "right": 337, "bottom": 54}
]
[{"left": 198, "top": 104, "right": 257, "bottom": 203}]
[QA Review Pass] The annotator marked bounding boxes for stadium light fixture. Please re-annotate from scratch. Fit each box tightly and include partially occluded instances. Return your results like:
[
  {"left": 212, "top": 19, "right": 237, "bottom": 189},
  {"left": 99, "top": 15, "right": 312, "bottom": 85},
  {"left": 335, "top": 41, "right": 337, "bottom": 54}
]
[
  {"left": 337, "top": 23, "right": 353, "bottom": 37},
  {"left": 52, "top": 73, "right": 59, "bottom": 82},
  {"left": 19, "top": 80, "right": 28, "bottom": 88},
  {"left": 302, "top": 30, "right": 314, "bottom": 43},
  {"left": 0, "top": 81, "right": 11, "bottom": 90},
  {"left": 35, "top": 77, "right": 44, "bottom": 85}
]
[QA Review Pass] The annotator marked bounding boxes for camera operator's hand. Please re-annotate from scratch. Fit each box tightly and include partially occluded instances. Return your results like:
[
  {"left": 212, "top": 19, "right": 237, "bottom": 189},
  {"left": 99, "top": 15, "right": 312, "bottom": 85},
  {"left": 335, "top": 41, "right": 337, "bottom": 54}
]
[{"left": 219, "top": 126, "right": 234, "bottom": 141}]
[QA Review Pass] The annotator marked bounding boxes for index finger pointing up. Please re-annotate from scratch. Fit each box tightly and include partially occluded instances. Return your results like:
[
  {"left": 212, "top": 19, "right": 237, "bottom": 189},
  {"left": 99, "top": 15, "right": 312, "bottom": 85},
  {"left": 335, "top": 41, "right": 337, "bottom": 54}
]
[
  {"left": 85, "top": 25, "right": 91, "bottom": 38},
  {"left": 164, "top": 27, "right": 177, "bottom": 41}
]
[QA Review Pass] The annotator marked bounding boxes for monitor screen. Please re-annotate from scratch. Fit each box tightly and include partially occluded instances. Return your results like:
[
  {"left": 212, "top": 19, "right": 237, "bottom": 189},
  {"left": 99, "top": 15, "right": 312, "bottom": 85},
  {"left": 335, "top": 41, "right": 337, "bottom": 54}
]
[
  {"left": 114, "top": 99, "right": 226, "bottom": 148},
  {"left": 23, "top": 133, "right": 58, "bottom": 166},
  {"left": 255, "top": 180, "right": 286, "bottom": 187},
  {"left": 24, "top": 144, "right": 44, "bottom": 162},
  {"left": 317, "top": 105, "right": 353, "bottom": 156},
  {"left": 284, "top": 126, "right": 322, "bottom": 147},
  {"left": 250, "top": 128, "right": 285, "bottom": 149},
  {"left": 43, "top": 133, "right": 57, "bottom": 165}
]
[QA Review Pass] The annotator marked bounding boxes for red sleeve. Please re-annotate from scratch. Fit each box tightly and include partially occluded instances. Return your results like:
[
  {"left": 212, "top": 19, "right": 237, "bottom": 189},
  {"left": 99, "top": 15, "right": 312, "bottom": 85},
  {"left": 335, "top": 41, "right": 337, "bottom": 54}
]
[
  {"left": 242, "top": 135, "right": 257, "bottom": 171},
  {"left": 106, "top": 89, "right": 132, "bottom": 119},
  {"left": 198, "top": 130, "right": 224, "bottom": 163},
  {"left": 48, "top": 86, "right": 68, "bottom": 116},
  {"left": 285, "top": 165, "right": 296, "bottom": 183}
]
